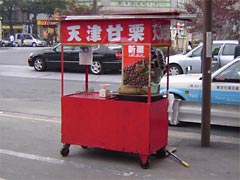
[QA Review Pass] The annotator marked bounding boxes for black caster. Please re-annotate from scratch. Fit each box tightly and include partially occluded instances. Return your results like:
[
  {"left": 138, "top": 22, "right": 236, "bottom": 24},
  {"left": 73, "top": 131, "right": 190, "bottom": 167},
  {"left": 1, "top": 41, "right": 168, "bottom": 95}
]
[
  {"left": 140, "top": 158, "right": 150, "bottom": 169},
  {"left": 156, "top": 147, "right": 166, "bottom": 158},
  {"left": 60, "top": 144, "right": 70, "bottom": 157}
]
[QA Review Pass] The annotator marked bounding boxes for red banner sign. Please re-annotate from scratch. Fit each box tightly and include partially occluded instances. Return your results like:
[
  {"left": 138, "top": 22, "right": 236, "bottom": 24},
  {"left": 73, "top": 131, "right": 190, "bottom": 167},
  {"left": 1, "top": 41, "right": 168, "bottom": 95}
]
[
  {"left": 123, "top": 44, "right": 151, "bottom": 86},
  {"left": 123, "top": 44, "right": 150, "bottom": 67},
  {"left": 60, "top": 18, "right": 171, "bottom": 45}
]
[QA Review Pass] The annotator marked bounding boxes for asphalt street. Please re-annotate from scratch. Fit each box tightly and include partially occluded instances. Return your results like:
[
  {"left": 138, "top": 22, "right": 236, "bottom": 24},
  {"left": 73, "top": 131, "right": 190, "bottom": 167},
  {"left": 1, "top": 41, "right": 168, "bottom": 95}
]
[{"left": 0, "top": 110, "right": 239, "bottom": 180}]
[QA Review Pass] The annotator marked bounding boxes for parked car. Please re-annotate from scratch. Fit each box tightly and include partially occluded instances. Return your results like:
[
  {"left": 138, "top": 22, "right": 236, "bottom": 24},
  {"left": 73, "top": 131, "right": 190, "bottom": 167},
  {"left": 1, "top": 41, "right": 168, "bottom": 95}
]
[
  {"left": 27, "top": 43, "right": 122, "bottom": 75},
  {"left": 159, "top": 57, "right": 240, "bottom": 126},
  {"left": 169, "top": 40, "right": 238, "bottom": 75},
  {"left": 15, "top": 33, "right": 46, "bottom": 47},
  {"left": 160, "top": 57, "right": 240, "bottom": 104},
  {"left": 1, "top": 39, "right": 11, "bottom": 47}
]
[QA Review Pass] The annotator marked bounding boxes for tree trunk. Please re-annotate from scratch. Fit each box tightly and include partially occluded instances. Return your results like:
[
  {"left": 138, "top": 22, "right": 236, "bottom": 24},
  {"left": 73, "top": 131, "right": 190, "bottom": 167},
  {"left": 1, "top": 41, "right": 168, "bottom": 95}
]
[{"left": 31, "top": 15, "right": 38, "bottom": 35}]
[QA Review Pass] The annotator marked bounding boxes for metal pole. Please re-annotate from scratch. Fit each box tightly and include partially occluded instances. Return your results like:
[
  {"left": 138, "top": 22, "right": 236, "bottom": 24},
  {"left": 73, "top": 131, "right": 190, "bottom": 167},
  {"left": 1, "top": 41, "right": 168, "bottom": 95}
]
[
  {"left": 61, "top": 45, "right": 64, "bottom": 97},
  {"left": 201, "top": 0, "right": 212, "bottom": 147},
  {"left": 166, "top": 47, "right": 170, "bottom": 97},
  {"left": 93, "top": 0, "right": 97, "bottom": 15}
]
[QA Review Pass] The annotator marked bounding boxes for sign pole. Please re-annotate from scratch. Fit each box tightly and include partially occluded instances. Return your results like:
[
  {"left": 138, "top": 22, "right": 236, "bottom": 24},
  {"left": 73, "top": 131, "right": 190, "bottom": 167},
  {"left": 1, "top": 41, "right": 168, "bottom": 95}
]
[{"left": 201, "top": 0, "right": 212, "bottom": 147}]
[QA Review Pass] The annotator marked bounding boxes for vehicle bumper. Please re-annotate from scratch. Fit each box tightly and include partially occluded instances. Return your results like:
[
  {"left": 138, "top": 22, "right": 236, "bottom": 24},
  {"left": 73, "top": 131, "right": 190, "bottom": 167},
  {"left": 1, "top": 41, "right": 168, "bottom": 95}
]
[
  {"left": 168, "top": 100, "right": 240, "bottom": 127},
  {"left": 28, "top": 57, "right": 34, "bottom": 67}
]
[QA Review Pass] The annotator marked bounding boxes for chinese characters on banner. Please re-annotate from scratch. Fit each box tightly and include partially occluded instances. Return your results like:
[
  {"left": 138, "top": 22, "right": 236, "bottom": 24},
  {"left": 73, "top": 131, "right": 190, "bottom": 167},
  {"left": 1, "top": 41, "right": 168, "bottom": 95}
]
[
  {"left": 123, "top": 44, "right": 150, "bottom": 87},
  {"left": 61, "top": 19, "right": 171, "bottom": 45}
]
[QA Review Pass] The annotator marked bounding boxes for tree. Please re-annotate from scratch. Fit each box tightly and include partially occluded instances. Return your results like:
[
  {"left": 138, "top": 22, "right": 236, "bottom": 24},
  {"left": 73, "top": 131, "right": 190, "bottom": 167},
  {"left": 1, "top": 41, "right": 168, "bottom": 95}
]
[
  {"left": 0, "top": 0, "right": 101, "bottom": 36},
  {"left": 62, "top": 0, "right": 101, "bottom": 15},
  {"left": 0, "top": 0, "right": 21, "bottom": 35},
  {"left": 184, "top": 0, "right": 239, "bottom": 40},
  {"left": 20, "top": 0, "right": 67, "bottom": 34}
]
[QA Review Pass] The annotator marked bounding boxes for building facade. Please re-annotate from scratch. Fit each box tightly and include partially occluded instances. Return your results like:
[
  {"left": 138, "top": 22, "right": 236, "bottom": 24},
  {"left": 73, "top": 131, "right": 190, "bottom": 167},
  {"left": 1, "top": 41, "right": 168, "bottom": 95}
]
[
  {"left": 100, "top": 0, "right": 190, "bottom": 14},
  {"left": 1, "top": 9, "right": 28, "bottom": 39}
]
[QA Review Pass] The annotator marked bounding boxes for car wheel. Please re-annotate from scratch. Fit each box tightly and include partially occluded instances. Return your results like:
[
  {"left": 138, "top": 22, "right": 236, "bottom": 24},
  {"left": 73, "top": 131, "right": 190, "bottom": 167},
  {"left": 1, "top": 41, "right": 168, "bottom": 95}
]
[
  {"left": 173, "top": 94, "right": 184, "bottom": 100},
  {"left": 33, "top": 58, "right": 46, "bottom": 71},
  {"left": 139, "top": 158, "right": 150, "bottom": 169},
  {"left": 2, "top": 43, "right": 6, "bottom": 47},
  {"left": 32, "top": 42, "right": 37, "bottom": 47},
  {"left": 90, "top": 60, "right": 104, "bottom": 75},
  {"left": 169, "top": 64, "right": 183, "bottom": 75}
]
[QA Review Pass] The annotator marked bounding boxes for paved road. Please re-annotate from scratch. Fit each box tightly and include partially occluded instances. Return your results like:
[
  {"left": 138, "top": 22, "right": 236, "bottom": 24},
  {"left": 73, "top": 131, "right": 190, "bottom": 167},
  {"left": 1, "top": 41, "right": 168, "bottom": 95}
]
[
  {"left": 0, "top": 47, "right": 47, "bottom": 65},
  {"left": 0, "top": 110, "right": 239, "bottom": 180},
  {"left": 0, "top": 64, "right": 121, "bottom": 83},
  {"left": 0, "top": 64, "right": 121, "bottom": 117}
]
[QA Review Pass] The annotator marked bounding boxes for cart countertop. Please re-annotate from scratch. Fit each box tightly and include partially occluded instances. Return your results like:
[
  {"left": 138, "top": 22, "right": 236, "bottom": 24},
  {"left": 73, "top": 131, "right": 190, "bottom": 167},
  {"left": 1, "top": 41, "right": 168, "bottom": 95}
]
[
  {"left": 63, "top": 92, "right": 165, "bottom": 103},
  {"left": 63, "top": 92, "right": 116, "bottom": 100}
]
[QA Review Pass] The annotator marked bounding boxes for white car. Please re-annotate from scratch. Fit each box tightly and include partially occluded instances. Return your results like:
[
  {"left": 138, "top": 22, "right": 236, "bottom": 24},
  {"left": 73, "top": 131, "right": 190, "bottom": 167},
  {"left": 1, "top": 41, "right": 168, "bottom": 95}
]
[
  {"left": 15, "top": 33, "right": 46, "bottom": 47},
  {"left": 160, "top": 57, "right": 240, "bottom": 126},
  {"left": 1, "top": 39, "right": 11, "bottom": 47},
  {"left": 169, "top": 40, "right": 238, "bottom": 75}
]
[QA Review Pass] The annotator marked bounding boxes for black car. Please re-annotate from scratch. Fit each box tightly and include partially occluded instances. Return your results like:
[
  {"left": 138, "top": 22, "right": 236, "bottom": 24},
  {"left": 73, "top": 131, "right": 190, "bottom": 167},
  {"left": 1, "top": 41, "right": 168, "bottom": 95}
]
[{"left": 28, "top": 44, "right": 122, "bottom": 75}]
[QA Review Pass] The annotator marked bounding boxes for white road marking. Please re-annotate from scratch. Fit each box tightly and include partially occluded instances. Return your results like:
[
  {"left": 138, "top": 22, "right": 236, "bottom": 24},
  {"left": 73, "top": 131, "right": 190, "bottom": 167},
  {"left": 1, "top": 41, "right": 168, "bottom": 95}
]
[
  {"left": 0, "top": 148, "right": 152, "bottom": 178},
  {"left": 0, "top": 111, "right": 60, "bottom": 124},
  {"left": 0, "top": 149, "right": 64, "bottom": 164}
]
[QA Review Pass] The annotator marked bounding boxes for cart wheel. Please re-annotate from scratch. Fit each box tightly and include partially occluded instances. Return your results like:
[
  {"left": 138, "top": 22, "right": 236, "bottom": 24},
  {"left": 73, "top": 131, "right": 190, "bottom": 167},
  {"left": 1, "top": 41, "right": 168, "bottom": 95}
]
[
  {"left": 156, "top": 147, "right": 166, "bottom": 158},
  {"left": 60, "top": 144, "right": 70, "bottom": 157},
  {"left": 140, "top": 158, "right": 150, "bottom": 169}
]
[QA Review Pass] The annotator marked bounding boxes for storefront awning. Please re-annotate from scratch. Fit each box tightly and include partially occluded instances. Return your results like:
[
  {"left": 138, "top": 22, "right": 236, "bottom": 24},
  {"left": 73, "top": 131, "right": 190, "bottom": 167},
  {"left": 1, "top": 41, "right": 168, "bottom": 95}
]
[{"left": 3, "top": 25, "right": 22, "bottom": 30}]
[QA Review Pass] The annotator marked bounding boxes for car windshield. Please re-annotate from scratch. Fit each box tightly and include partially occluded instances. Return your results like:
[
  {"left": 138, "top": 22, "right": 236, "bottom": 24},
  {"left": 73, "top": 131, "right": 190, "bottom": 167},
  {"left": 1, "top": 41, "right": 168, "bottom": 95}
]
[
  {"left": 24, "top": 34, "right": 32, "bottom": 40},
  {"left": 212, "top": 43, "right": 222, "bottom": 56},
  {"left": 53, "top": 44, "right": 104, "bottom": 52},
  {"left": 191, "top": 46, "right": 202, "bottom": 57},
  {"left": 213, "top": 61, "right": 240, "bottom": 83},
  {"left": 222, "top": 44, "right": 237, "bottom": 56},
  {"left": 55, "top": 45, "right": 78, "bottom": 52},
  {"left": 185, "top": 42, "right": 224, "bottom": 57},
  {"left": 32, "top": 34, "right": 42, "bottom": 40}
]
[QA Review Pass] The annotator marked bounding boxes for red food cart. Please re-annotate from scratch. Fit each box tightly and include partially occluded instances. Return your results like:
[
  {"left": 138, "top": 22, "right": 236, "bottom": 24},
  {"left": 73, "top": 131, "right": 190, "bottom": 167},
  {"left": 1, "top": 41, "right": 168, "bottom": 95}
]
[{"left": 60, "top": 14, "right": 173, "bottom": 169}]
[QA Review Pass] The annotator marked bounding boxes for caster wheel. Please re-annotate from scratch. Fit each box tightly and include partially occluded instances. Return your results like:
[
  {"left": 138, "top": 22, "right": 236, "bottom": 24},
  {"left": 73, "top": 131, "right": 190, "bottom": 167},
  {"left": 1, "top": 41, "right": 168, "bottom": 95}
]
[
  {"left": 156, "top": 147, "right": 166, "bottom": 158},
  {"left": 140, "top": 158, "right": 150, "bottom": 169},
  {"left": 60, "top": 144, "right": 70, "bottom": 157}
]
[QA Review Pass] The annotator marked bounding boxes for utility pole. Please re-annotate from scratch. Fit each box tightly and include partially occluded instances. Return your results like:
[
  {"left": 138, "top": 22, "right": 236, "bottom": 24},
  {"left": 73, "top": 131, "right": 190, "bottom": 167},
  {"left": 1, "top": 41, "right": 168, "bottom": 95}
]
[
  {"left": 201, "top": 0, "right": 212, "bottom": 147},
  {"left": 93, "top": 0, "right": 97, "bottom": 15}
]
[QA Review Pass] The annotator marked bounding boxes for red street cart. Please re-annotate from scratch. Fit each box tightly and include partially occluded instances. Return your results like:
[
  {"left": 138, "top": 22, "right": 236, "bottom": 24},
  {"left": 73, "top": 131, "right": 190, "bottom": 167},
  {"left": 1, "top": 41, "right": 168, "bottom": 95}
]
[{"left": 60, "top": 14, "right": 172, "bottom": 169}]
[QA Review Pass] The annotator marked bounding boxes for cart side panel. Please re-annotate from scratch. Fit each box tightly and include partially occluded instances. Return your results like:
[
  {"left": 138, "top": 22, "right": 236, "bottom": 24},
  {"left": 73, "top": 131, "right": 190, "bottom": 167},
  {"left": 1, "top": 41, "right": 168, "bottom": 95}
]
[
  {"left": 61, "top": 94, "right": 151, "bottom": 154},
  {"left": 149, "top": 98, "right": 168, "bottom": 152}
]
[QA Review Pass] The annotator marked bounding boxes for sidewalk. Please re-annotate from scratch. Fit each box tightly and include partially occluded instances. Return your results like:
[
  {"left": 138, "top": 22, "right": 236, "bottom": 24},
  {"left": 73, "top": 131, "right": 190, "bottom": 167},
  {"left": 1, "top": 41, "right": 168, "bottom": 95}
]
[{"left": 165, "top": 130, "right": 240, "bottom": 180}]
